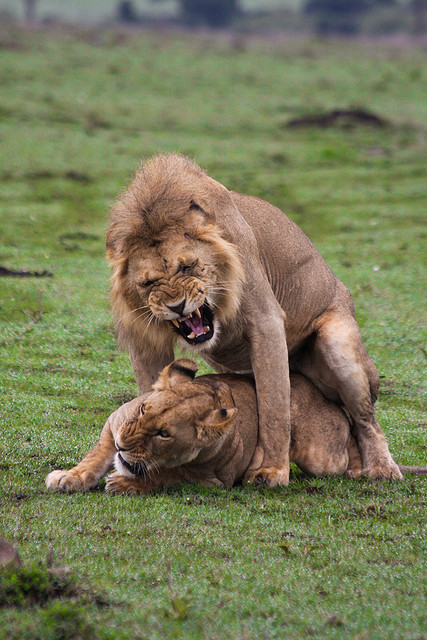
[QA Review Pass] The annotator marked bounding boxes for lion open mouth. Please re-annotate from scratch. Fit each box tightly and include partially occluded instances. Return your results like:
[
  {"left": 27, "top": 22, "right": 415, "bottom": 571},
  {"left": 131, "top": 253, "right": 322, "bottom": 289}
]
[{"left": 170, "top": 302, "right": 214, "bottom": 345}]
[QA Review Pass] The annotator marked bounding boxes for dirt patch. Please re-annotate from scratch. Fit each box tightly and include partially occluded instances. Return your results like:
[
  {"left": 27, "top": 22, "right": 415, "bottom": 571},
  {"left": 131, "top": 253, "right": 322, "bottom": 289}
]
[
  {"left": 112, "top": 391, "right": 136, "bottom": 406},
  {"left": 59, "top": 232, "right": 99, "bottom": 242},
  {"left": 286, "top": 108, "right": 389, "bottom": 129},
  {"left": 0, "top": 266, "right": 53, "bottom": 278},
  {"left": 0, "top": 537, "right": 21, "bottom": 569},
  {"left": 64, "top": 170, "right": 93, "bottom": 183},
  {"left": 0, "top": 169, "right": 93, "bottom": 183}
]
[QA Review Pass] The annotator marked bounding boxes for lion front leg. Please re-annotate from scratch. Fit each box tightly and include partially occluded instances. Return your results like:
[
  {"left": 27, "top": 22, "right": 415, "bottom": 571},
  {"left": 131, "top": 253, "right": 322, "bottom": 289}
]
[
  {"left": 46, "top": 397, "right": 150, "bottom": 492},
  {"left": 105, "top": 469, "right": 184, "bottom": 494},
  {"left": 46, "top": 416, "right": 117, "bottom": 492},
  {"left": 105, "top": 472, "right": 151, "bottom": 495},
  {"left": 244, "top": 311, "right": 291, "bottom": 487},
  {"left": 46, "top": 435, "right": 116, "bottom": 492},
  {"left": 46, "top": 468, "right": 104, "bottom": 492},
  {"left": 129, "top": 344, "right": 174, "bottom": 394}
]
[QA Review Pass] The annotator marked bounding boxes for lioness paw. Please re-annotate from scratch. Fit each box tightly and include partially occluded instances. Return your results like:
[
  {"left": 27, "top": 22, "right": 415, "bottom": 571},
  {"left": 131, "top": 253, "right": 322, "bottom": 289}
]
[
  {"left": 245, "top": 466, "right": 289, "bottom": 488},
  {"left": 45, "top": 470, "right": 85, "bottom": 492},
  {"left": 105, "top": 472, "right": 143, "bottom": 495}
]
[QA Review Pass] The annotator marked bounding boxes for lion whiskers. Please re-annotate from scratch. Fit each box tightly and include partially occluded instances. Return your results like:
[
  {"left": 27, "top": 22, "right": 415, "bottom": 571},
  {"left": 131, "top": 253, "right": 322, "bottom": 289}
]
[
  {"left": 210, "top": 286, "right": 235, "bottom": 300},
  {"left": 135, "top": 460, "right": 147, "bottom": 477},
  {"left": 148, "top": 458, "right": 161, "bottom": 479},
  {"left": 208, "top": 283, "right": 235, "bottom": 300},
  {"left": 130, "top": 308, "right": 156, "bottom": 329},
  {"left": 138, "top": 313, "right": 162, "bottom": 343},
  {"left": 206, "top": 295, "right": 222, "bottom": 312},
  {"left": 116, "top": 305, "right": 151, "bottom": 327},
  {"left": 137, "top": 457, "right": 161, "bottom": 482}
]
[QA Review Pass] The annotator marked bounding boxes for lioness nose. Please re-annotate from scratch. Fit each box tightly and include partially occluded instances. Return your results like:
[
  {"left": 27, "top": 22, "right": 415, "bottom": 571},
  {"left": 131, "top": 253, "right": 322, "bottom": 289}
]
[{"left": 167, "top": 300, "right": 186, "bottom": 316}]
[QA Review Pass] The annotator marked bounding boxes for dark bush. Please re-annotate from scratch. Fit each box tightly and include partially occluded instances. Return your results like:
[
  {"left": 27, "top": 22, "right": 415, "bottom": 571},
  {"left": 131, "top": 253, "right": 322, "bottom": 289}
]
[
  {"left": 0, "top": 565, "right": 75, "bottom": 607},
  {"left": 304, "top": 0, "right": 396, "bottom": 34},
  {"left": 180, "top": 0, "right": 239, "bottom": 28}
]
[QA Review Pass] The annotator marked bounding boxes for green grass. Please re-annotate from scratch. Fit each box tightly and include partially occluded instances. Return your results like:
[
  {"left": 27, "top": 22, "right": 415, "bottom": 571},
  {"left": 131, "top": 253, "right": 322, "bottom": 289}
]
[{"left": 0, "top": 27, "right": 426, "bottom": 639}]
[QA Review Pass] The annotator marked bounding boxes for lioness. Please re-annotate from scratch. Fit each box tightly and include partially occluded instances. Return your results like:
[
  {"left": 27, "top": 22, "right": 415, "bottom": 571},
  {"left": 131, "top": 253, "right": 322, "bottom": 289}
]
[
  {"left": 46, "top": 359, "right": 423, "bottom": 494},
  {"left": 107, "top": 154, "right": 401, "bottom": 486}
]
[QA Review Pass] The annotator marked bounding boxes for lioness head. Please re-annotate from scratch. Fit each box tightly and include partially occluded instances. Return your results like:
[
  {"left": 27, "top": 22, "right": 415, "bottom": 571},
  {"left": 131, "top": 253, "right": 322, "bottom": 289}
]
[
  {"left": 114, "top": 359, "right": 237, "bottom": 478},
  {"left": 107, "top": 155, "right": 244, "bottom": 354}
]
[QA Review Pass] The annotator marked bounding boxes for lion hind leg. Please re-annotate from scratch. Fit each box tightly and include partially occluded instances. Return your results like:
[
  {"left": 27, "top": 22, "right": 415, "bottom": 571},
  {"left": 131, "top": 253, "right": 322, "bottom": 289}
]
[
  {"left": 345, "top": 435, "right": 364, "bottom": 479},
  {"left": 296, "top": 312, "right": 402, "bottom": 480},
  {"left": 292, "top": 443, "right": 350, "bottom": 477}
]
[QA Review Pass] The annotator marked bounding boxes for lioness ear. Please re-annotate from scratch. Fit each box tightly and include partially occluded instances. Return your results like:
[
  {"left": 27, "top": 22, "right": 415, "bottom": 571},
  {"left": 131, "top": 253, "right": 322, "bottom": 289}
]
[
  {"left": 196, "top": 407, "right": 237, "bottom": 444},
  {"left": 153, "top": 358, "right": 199, "bottom": 391}
]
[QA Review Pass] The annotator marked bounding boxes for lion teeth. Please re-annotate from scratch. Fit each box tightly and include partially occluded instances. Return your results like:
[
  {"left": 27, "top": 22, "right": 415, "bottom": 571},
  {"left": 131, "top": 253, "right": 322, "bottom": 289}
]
[
  {"left": 203, "top": 326, "right": 210, "bottom": 333},
  {"left": 194, "top": 308, "right": 201, "bottom": 319},
  {"left": 172, "top": 319, "right": 179, "bottom": 328},
  {"left": 188, "top": 331, "right": 196, "bottom": 340}
]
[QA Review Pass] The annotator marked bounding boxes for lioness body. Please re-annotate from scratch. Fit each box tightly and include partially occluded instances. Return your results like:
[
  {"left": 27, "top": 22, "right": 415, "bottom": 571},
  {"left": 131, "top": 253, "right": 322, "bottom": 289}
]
[
  {"left": 107, "top": 154, "right": 401, "bottom": 485},
  {"left": 48, "top": 360, "right": 423, "bottom": 495}
]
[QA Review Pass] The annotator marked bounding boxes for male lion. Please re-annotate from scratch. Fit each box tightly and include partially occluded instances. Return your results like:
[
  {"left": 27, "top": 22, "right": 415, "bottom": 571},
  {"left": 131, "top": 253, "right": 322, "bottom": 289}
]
[
  {"left": 46, "top": 359, "right": 424, "bottom": 494},
  {"left": 106, "top": 154, "right": 401, "bottom": 486}
]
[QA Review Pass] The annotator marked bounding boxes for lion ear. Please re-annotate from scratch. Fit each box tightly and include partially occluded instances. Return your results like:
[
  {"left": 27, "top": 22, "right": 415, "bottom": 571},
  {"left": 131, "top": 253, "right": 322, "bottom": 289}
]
[
  {"left": 106, "top": 222, "right": 130, "bottom": 263},
  {"left": 196, "top": 407, "right": 237, "bottom": 444},
  {"left": 189, "top": 197, "right": 215, "bottom": 222},
  {"left": 153, "top": 358, "right": 199, "bottom": 391}
]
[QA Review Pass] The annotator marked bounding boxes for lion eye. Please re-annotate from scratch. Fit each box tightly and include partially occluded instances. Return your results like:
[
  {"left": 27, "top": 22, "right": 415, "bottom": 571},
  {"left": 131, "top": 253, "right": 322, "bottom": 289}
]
[
  {"left": 189, "top": 201, "right": 204, "bottom": 213},
  {"left": 140, "top": 279, "right": 155, "bottom": 287},
  {"left": 139, "top": 404, "right": 145, "bottom": 417},
  {"left": 179, "top": 260, "right": 197, "bottom": 274},
  {"left": 156, "top": 429, "right": 171, "bottom": 439}
]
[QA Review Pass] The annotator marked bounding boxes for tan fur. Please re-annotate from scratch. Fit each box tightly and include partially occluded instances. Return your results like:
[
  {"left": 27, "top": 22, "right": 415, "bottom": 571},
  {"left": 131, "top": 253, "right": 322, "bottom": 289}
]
[
  {"left": 106, "top": 153, "right": 402, "bottom": 485},
  {"left": 45, "top": 360, "right": 425, "bottom": 494}
]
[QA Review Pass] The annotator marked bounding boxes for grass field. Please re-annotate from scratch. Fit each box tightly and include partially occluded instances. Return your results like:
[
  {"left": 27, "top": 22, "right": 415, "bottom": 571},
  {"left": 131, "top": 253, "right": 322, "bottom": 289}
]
[{"left": 0, "top": 26, "right": 426, "bottom": 639}]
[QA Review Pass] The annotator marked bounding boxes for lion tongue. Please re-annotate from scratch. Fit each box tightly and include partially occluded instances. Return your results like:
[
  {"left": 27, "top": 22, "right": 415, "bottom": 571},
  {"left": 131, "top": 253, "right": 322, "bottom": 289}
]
[{"left": 184, "top": 313, "right": 204, "bottom": 337}]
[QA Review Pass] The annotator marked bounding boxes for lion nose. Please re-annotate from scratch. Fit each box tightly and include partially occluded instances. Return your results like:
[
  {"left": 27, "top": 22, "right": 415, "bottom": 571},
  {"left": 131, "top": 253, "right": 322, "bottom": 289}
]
[{"left": 167, "top": 300, "right": 186, "bottom": 316}]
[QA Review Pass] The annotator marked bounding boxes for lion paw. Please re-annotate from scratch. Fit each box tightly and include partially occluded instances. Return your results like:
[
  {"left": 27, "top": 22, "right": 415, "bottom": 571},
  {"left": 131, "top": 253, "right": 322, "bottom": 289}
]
[
  {"left": 345, "top": 469, "right": 364, "bottom": 480},
  {"left": 245, "top": 466, "right": 289, "bottom": 488},
  {"left": 366, "top": 461, "right": 403, "bottom": 481},
  {"left": 45, "top": 470, "right": 85, "bottom": 492}
]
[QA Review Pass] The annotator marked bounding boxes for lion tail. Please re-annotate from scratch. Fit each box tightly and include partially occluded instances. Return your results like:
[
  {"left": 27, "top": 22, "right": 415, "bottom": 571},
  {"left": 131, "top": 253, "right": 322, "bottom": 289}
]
[{"left": 398, "top": 464, "right": 427, "bottom": 476}]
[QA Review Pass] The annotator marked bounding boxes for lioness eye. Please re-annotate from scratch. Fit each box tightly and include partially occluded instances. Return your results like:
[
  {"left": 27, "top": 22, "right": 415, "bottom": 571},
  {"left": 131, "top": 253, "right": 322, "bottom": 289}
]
[
  {"left": 156, "top": 429, "right": 170, "bottom": 439},
  {"left": 141, "top": 279, "right": 155, "bottom": 287},
  {"left": 139, "top": 404, "right": 145, "bottom": 417}
]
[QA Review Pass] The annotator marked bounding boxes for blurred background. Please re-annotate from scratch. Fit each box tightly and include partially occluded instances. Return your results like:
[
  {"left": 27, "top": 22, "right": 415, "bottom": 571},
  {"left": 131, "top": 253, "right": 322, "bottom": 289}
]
[{"left": 2, "top": 0, "right": 426, "bottom": 36}]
